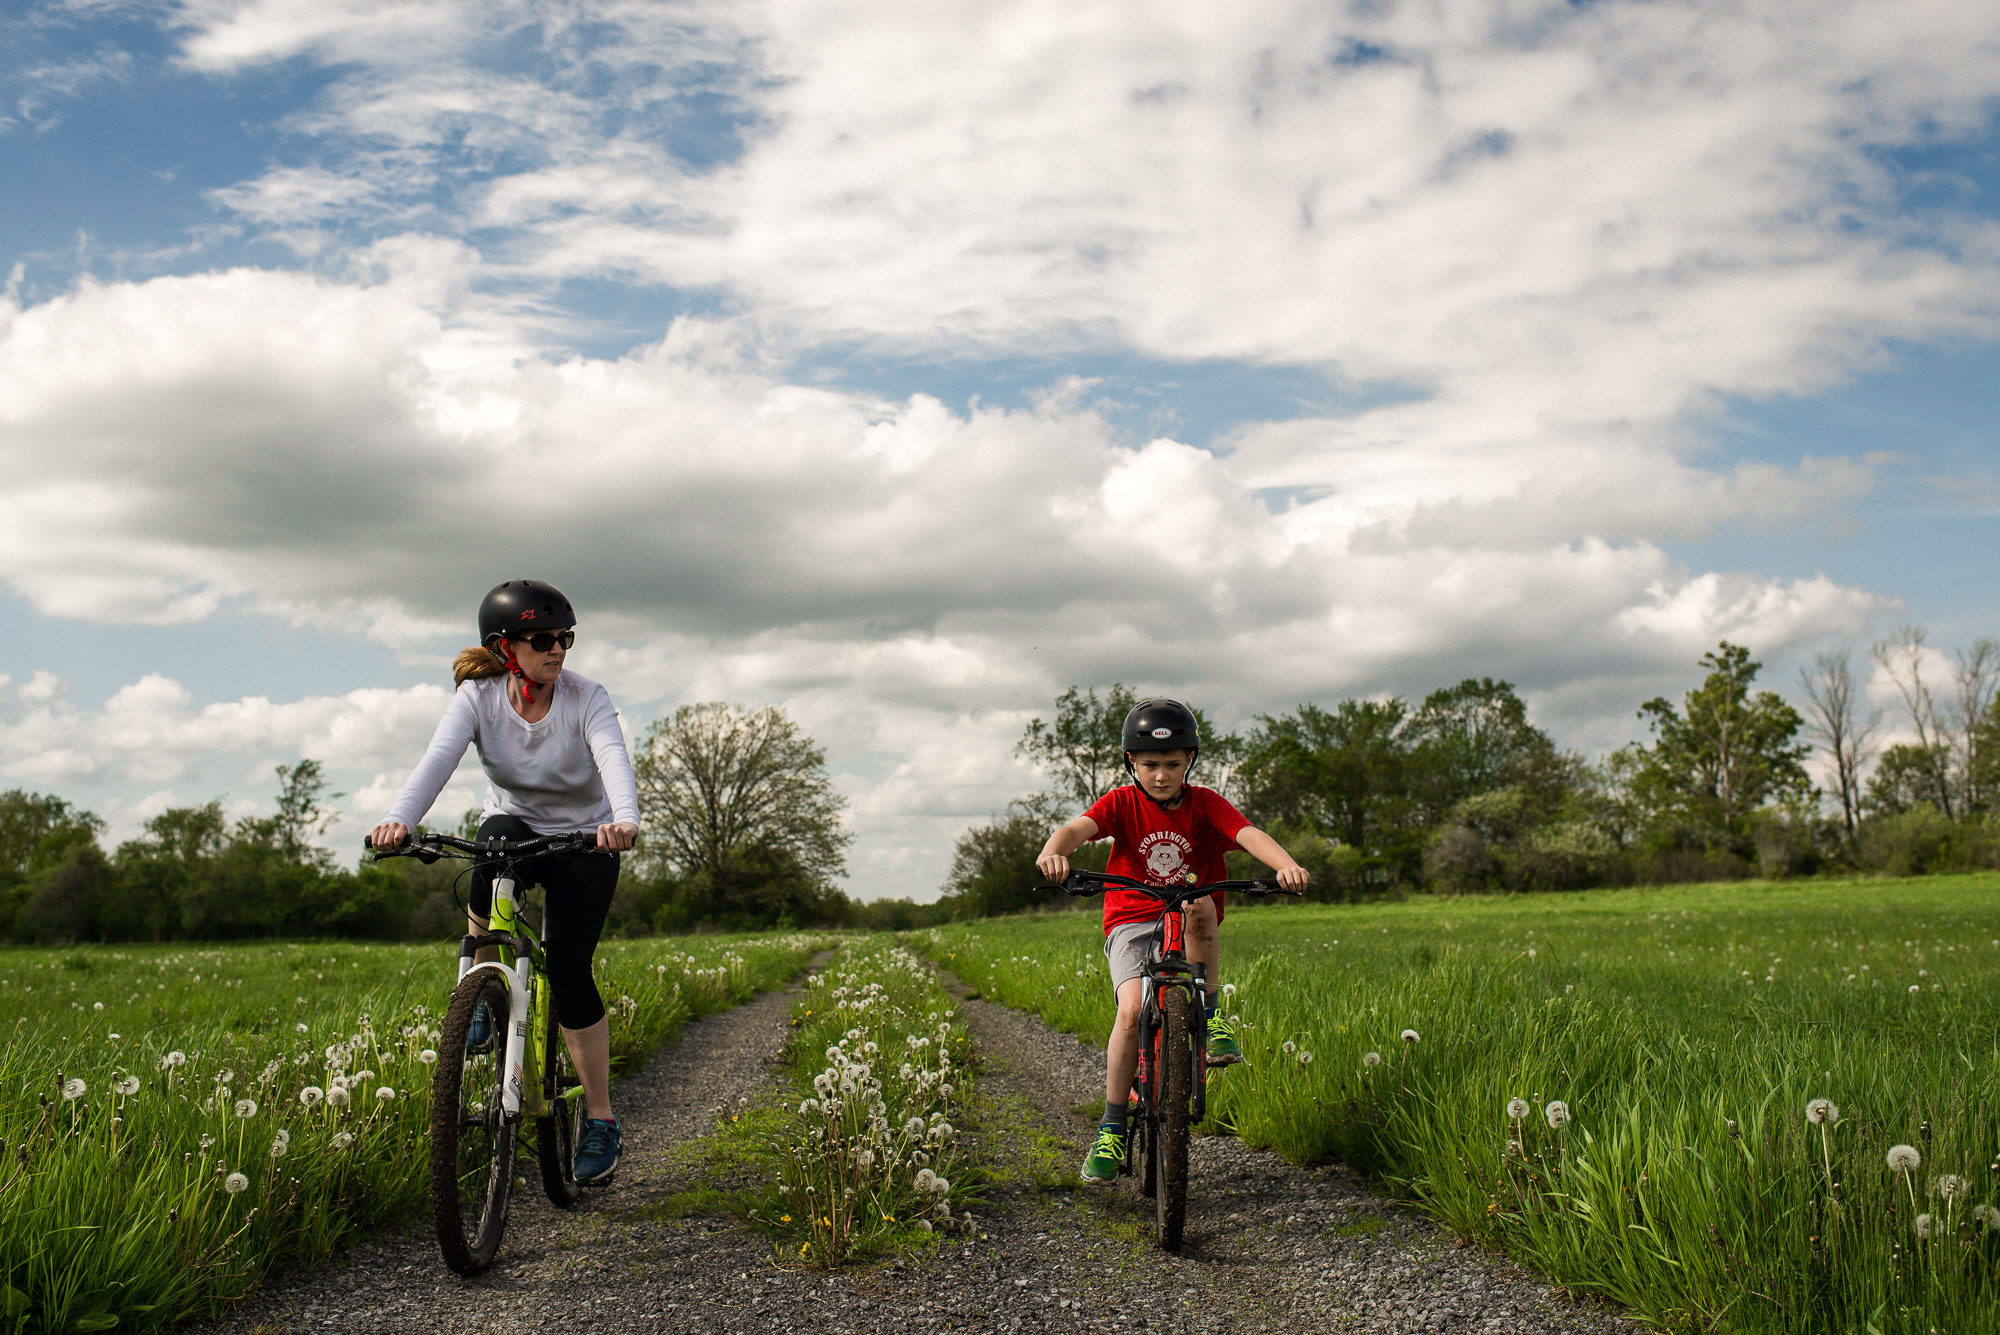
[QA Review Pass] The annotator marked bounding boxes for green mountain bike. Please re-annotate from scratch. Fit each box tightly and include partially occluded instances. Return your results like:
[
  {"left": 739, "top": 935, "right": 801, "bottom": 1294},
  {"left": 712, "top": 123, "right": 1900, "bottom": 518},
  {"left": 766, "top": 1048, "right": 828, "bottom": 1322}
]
[{"left": 367, "top": 829, "right": 600, "bottom": 1275}]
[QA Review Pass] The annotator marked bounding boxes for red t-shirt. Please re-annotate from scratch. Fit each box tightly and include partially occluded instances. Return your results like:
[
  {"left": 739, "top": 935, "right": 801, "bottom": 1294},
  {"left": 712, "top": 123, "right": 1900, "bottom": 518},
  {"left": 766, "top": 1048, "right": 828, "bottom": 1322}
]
[{"left": 1081, "top": 783, "right": 1252, "bottom": 934}]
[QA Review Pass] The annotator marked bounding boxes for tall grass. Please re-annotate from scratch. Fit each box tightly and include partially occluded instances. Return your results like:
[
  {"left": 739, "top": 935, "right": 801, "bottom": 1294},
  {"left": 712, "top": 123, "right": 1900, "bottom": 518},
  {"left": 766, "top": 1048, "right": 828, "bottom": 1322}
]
[
  {"left": 918, "top": 875, "right": 2000, "bottom": 1333},
  {"left": 0, "top": 932, "right": 828, "bottom": 1335},
  {"left": 746, "top": 936, "right": 975, "bottom": 1266}
]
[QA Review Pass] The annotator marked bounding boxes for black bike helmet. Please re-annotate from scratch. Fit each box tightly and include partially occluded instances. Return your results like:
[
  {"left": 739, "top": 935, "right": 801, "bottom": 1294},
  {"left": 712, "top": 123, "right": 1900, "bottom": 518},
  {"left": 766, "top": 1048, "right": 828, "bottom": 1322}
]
[
  {"left": 478, "top": 579, "right": 577, "bottom": 647},
  {"left": 1121, "top": 698, "right": 1200, "bottom": 806}
]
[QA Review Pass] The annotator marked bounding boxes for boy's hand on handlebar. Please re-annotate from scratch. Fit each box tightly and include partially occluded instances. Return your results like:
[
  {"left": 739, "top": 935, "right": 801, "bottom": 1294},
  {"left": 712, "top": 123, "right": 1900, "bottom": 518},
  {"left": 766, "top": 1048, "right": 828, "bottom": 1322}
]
[
  {"left": 596, "top": 822, "right": 638, "bottom": 852},
  {"left": 1036, "top": 852, "right": 1070, "bottom": 881},
  {"left": 1275, "top": 864, "right": 1310, "bottom": 892},
  {"left": 368, "top": 821, "right": 410, "bottom": 851}
]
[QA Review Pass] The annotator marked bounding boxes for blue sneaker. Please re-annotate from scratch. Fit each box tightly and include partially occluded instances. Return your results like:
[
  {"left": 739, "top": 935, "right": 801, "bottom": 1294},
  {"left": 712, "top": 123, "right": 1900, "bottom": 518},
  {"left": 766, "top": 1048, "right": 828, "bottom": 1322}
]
[
  {"left": 465, "top": 1000, "right": 494, "bottom": 1053},
  {"left": 575, "top": 1117, "right": 621, "bottom": 1185}
]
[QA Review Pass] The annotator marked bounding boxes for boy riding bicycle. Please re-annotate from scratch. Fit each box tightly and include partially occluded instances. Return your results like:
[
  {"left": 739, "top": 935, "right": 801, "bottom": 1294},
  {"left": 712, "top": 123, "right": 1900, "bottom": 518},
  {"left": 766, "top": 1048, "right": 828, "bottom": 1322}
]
[{"left": 1035, "top": 698, "right": 1309, "bottom": 1185}]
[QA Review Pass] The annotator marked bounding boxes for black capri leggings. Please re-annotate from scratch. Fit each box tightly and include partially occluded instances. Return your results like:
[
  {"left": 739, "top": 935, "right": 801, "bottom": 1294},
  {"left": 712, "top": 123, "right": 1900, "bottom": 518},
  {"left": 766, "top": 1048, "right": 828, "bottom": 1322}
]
[{"left": 467, "top": 814, "right": 619, "bottom": 1031}]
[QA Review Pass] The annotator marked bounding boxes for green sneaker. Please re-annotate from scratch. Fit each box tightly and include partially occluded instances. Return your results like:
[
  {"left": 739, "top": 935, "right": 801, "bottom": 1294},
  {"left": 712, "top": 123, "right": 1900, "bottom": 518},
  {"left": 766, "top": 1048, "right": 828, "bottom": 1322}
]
[
  {"left": 1080, "top": 1124, "right": 1125, "bottom": 1185},
  {"left": 1205, "top": 1013, "right": 1245, "bottom": 1067}
]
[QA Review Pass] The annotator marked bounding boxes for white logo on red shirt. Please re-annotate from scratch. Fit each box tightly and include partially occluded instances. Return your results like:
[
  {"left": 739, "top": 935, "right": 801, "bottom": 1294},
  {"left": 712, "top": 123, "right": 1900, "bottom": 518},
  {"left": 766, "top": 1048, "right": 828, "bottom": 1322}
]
[{"left": 1138, "top": 830, "right": 1192, "bottom": 883}]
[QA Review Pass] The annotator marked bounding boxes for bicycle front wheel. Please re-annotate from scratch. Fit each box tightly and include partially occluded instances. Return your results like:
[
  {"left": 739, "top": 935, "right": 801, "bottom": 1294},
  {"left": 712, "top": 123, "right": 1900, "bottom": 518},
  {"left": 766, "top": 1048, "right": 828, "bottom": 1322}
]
[
  {"left": 1155, "top": 985, "right": 1193, "bottom": 1252},
  {"left": 537, "top": 1004, "right": 582, "bottom": 1207},
  {"left": 431, "top": 970, "right": 517, "bottom": 1276}
]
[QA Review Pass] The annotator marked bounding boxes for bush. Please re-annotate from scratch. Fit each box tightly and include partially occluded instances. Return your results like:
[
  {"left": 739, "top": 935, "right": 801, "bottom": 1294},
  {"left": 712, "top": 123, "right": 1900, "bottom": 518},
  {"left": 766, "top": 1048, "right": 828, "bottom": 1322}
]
[
  {"left": 1424, "top": 826, "right": 1496, "bottom": 895},
  {"left": 1857, "top": 807, "right": 1970, "bottom": 876}
]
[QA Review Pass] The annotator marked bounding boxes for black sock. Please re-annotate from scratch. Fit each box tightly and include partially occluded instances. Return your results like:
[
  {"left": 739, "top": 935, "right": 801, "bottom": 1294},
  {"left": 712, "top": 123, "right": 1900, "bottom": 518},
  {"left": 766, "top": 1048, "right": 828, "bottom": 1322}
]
[{"left": 1102, "top": 1100, "right": 1127, "bottom": 1131}]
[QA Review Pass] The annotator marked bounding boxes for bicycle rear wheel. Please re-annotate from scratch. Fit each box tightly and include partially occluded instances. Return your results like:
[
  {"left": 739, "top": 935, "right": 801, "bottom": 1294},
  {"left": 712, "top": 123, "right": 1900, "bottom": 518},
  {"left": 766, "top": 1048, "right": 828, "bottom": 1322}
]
[
  {"left": 431, "top": 970, "right": 517, "bottom": 1276},
  {"left": 1155, "top": 985, "right": 1193, "bottom": 1252},
  {"left": 537, "top": 1004, "right": 582, "bottom": 1207}
]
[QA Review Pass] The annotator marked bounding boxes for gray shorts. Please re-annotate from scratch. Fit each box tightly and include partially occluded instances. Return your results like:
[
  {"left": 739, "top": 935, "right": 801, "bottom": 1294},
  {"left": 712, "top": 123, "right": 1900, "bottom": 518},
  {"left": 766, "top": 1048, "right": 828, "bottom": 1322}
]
[{"left": 1104, "top": 920, "right": 1165, "bottom": 989}]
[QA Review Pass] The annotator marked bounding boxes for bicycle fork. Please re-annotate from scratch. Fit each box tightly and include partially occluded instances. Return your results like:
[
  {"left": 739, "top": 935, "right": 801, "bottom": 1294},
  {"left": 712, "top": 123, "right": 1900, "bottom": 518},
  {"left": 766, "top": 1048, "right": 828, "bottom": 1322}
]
[{"left": 456, "top": 871, "right": 545, "bottom": 1118}]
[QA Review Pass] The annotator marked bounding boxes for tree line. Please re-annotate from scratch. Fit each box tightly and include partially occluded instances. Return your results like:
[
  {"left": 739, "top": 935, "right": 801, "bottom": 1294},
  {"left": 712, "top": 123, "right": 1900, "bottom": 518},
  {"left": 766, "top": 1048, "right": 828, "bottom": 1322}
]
[
  {"left": 935, "top": 629, "right": 2000, "bottom": 919},
  {"left": 8, "top": 629, "right": 1997, "bottom": 943},
  {"left": 0, "top": 702, "right": 872, "bottom": 944}
]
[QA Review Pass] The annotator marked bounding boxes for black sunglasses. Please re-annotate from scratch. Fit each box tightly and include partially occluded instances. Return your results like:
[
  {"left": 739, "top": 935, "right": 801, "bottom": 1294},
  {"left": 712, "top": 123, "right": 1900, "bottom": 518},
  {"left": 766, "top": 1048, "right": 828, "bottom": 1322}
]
[{"left": 512, "top": 630, "right": 575, "bottom": 653}]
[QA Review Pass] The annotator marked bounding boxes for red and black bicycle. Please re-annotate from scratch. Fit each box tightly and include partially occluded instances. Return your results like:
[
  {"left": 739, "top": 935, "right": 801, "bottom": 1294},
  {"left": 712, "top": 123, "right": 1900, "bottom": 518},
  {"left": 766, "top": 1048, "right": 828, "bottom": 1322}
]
[{"left": 1043, "top": 868, "right": 1300, "bottom": 1250}]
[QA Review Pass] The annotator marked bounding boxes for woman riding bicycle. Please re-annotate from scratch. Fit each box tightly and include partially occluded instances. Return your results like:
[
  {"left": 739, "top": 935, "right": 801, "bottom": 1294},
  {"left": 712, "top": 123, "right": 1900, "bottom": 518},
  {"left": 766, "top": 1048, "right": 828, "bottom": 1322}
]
[{"left": 369, "top": 579, "right": 640, "bottom": 1185}]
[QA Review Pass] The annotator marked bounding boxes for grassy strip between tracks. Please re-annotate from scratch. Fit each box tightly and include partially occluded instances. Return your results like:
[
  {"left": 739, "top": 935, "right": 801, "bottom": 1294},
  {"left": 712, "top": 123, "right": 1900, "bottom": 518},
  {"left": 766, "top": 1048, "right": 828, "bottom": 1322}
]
[
  {"left": 0, "top": 931, "right": 829, "bottom": 1335},
  {"left": 915, "top": 874, "right": 2000, "bottom": 1334},
  {"left": 728, "top": 935, "right": 977, "bottom": 1267}
]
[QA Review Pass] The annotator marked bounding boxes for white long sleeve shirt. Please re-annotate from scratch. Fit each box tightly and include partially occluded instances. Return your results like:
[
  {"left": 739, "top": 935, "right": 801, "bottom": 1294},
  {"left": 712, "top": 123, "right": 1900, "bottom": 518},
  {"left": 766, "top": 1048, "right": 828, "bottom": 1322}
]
[{"left": 383, "top": 671, "right": 642, "bottom": 836}]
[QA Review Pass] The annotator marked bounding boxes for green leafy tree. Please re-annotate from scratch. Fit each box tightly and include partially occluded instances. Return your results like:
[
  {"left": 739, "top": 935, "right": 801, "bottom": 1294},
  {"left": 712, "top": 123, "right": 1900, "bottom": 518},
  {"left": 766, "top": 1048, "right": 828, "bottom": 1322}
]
[
  {"left": 1237, "top": 699, "right": 1421, "bottom": 883},
  {"left": 634, "top": 703, "right": 851, "bottom": 925},
  {"left": 1634, "top": 642, "right": 1811, "bottom": 841},
  {"left": 0, "top": 790, "right": 106, "bottom": 940},
  {"left": 1403, "top": 677, "right": 1567, "bottom": 821}
]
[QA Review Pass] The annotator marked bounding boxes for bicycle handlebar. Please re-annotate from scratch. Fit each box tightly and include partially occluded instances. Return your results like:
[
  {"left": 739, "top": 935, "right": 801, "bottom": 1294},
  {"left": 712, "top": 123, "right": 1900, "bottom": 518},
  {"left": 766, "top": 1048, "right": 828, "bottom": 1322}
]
[
  {"left": 1037, "top": 868, "right": 1303, "bottom": 904},
  {"left": 364, "top": 830, "right": 602, "bottom": 861}
]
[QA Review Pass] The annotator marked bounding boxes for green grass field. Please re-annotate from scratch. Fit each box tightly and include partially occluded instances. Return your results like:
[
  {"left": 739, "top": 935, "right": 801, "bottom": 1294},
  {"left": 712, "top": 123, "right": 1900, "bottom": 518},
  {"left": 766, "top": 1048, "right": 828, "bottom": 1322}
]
[
  {"left": 0, "top": 932, "right": 828, "bottom": 1335},
  {"left": 918, "top": 875, "right": 2000, "bottom": 1334}
]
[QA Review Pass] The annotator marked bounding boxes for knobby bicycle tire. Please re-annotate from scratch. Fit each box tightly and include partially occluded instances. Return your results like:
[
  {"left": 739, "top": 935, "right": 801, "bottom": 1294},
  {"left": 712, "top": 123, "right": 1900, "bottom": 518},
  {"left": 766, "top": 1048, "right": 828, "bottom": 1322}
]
[
  {"left": 1155, "top": 985, "right": 1193, "bottom": 1251},
  {"left": 537, "top": 1002, "right": 581, "bottom": 1207},
  {"left": 1140, "top": 1038, "right": 1159, "bottom": 1199},
  {"left": 431, "top": 970, "right": 517, "bottom": 1276}
]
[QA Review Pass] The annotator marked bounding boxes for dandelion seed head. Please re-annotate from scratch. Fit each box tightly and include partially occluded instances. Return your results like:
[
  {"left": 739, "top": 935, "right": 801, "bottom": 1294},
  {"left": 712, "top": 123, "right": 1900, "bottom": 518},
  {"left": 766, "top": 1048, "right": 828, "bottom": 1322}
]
[
  {"left": 299, "top": 1086, "right": 324, "bottom": 1107},
  {"left": 1915, "top": 1212, "right": 1933, "bottom": 1238},
  {"left": 1888, "top": 1144, "right": 1922, "bottom": 1173},
  {"left": 223, "top": 1172, "right": 249, "bottom": 1195},
  {"left": 332, "top": 1131, "right": 354, "bottom": 1149},
  {"left": 1506, "top": 1098, "right": 1531, "bottom": 1121},
  {"left": 1805, "top": 1098, "right": 1838, "bottom": 1126},
  {"left": 114, "top": 1076, "right": 140, "bottom": 1096},
  {"left": 61, "top": 1078, "right": 86, "bottom": 1101},
  {"left": 327, "top": 1086, "right": 351, "bottom": 1108},
  {"left": 233, "top": 1098, "right": 257, "bottom": 1119},
  {"left": 1297, "top": 1051, "right": 1313, "bottom": 1065},
  {"left": 1401, "top": 1029, "right": 1420, "bottom": 1044},
  {"left": 1362, "top": 1051, "right": 1381, "bottom": 1069},
  {"left": 1937, "top": 1173, "right": 1968, "bottom": 1201},
  {"left": 1545, "top": 1100, "right": 1570, "bottom": 1130},
  {"left": 418, "top": 1049, "right": 436, "bottom": 1065}
]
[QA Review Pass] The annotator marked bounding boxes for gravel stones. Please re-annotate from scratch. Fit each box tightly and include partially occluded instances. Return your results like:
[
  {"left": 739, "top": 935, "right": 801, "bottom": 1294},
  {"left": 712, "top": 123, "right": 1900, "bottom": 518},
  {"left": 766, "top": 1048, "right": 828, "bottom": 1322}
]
[{"left": 193, "top": 963, "right": 1637, "bottom": 1334}]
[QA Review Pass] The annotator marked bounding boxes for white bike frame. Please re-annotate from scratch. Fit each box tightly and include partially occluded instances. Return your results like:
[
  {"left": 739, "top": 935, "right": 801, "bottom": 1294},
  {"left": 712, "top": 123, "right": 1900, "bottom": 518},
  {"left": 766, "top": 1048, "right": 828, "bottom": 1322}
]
[{"left": 456, "top": 869, "right": 543, "bottom": 1117}]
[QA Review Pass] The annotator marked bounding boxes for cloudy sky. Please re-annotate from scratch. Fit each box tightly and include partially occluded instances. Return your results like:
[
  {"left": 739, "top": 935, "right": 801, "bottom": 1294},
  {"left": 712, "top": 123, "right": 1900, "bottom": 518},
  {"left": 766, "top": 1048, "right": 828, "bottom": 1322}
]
[{"left": 2, "top": 0, "right": 1997, "bottom": 900}]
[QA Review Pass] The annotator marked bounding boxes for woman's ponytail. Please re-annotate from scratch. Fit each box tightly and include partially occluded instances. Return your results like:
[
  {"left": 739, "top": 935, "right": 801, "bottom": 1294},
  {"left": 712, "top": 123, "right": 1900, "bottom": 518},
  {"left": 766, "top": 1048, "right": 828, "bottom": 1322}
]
[{"left": 454, "top": 645, "right": 506, "bottom": 687}]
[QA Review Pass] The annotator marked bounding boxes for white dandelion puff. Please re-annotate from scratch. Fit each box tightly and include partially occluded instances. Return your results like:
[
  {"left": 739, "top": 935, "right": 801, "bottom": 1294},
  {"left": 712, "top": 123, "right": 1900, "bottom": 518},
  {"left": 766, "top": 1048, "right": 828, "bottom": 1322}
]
[
  {"left": 1915, "top": 1212, "right": 1933, "bottom": 1238},
  {"left": 1545, "top": 1100, "right": 1570, "bottom": 1130},
  {"left": 1362, "top": 1052, "right": 1381, "bottom": 1069},
  {"left": 1888, "top": 1144, "right": 1922, "bottom": 1173},
  {"left": 1506, "top": 1098, "right": 1531, "bottom": 1121},
  {"left": 114, "top": 1076, "right": 140, "bottom": 1096},
  {"left": 376, "top": 1087, "right": 396, "bottom": 1102},
  {"left": 1805, "top": 1098, "right": 1838, "bottom": 1126},
  {"left": 1401, "top": 1029, "right": 1420, "bottom": 1044},
  {"left": 233, "top": 1098, "right": 258, "bottom": 1118},
  {"left": 300, "top": 1086, "right": 324, "bottom": 1107},
  {"left": 418, "top": 1049, "right": 437, "bottom": 1065},
  {"left": 332, "top": 1131, "right": 354, "bottom": 1150},
  {"left": 223, "top": 1172, "right": 249, "bottom": 1195},
  {"left": 1936, "top": 1174, "right": 1968, "bottom": 1202},
  {"left": 62, "top": 1078, "right": 86, "bottom": 1101}
]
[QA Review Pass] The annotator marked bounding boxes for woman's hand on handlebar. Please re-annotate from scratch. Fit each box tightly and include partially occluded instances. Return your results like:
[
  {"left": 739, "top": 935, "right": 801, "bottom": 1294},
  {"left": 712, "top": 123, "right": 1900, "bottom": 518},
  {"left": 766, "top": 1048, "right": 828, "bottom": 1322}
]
[
  {"left": 1036, "top": 852, "right": 1071, "bottom": 882},
  {"left": 596, "top": 822, "right": 638, "bottom": 852},
  {"left": 1274, "top": 863, "right": 1310, "bottom": 893},
  {"left": 369, "top": 820, "right": 411, "bottom": 851}
]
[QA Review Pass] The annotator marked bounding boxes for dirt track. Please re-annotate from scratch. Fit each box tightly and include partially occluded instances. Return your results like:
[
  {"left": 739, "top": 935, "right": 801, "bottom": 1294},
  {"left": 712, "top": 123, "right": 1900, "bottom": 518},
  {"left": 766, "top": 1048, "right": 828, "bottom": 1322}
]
[{"left": 194, "top": 971, "right": 1637, "bottom": 1334}]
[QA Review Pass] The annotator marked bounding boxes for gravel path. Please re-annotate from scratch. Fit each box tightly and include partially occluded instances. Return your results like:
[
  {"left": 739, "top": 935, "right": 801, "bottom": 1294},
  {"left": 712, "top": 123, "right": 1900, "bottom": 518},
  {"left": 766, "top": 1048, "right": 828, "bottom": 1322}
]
[{"left": 192, "top": 967, "right": 1641, "bottom": 1335}]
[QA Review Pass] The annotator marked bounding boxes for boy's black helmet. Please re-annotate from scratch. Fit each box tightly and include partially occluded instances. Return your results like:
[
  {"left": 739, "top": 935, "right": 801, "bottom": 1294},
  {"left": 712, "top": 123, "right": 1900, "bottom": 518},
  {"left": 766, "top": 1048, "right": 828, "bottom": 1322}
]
[
  {"left": 478, "top": 579, "right": 577, "bottom": 646},
  {"left": 1121, "top": 698, "right": 1201, "bottom": 807},
  {"left": 1122, "top": 698, "right": 1199, "bottom": 754}
]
